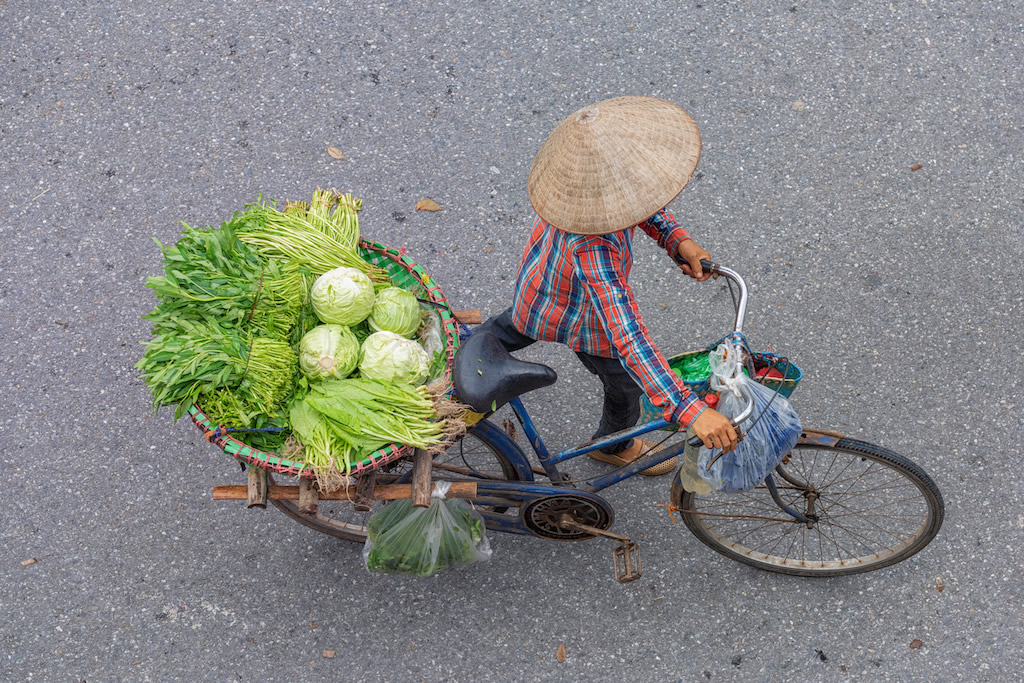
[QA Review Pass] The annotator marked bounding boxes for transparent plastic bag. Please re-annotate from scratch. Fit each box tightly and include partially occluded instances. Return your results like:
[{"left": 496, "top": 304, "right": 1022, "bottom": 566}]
[
  {"left": 679, "top": 426, "right": 713, "bottom": 495},
  {"left": 417, "top": 304, "right": 444, "bottom": 358},
  {"left": 363, "top": 482, "right": 492, "bottom": 576},
  {"left": 697, "top": 342, "right": 802, "bottom": 493}
]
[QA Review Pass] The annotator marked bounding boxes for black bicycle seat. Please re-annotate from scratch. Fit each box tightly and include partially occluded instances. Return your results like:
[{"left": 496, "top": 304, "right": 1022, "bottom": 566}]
[{"left": 452, "top": 331, "right": 557, "bottom": 412}]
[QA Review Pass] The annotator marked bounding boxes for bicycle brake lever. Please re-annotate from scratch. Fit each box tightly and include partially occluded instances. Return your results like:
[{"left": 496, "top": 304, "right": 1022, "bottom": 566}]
[
  {"left": 686, "top": 381, "right": 754, "bottom": 448},
  {"left": 688, "top": 429, "right": 745, "bottom": 470}
]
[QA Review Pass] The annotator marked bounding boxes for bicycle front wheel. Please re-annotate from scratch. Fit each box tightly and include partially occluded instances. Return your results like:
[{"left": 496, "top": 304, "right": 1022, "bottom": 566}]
[{"left": 672, "top": 432, "right": 944, "bottom": 576}]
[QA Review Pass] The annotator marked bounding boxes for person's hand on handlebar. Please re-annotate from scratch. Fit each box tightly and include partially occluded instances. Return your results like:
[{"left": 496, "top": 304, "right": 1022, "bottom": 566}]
[
  {"left": 677, "top": 239, "right": 714, "bottom": 281},
  {"left": 691, "top": 408, "right": 739, "bottom": 453}
]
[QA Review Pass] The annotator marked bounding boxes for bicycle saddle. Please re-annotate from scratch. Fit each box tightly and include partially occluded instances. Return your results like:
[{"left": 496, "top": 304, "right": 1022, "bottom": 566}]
[{"left": 452, "top": 331, "right": 557, "bottom": 412}]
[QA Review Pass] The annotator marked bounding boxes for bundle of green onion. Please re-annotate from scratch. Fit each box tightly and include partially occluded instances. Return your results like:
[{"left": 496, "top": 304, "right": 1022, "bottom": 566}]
[
  {"left": 238, "top": 191, "right": 389, "bottom": 283},
  {"left": 290, "top": 377, "right": 446, "bottom": 478}
]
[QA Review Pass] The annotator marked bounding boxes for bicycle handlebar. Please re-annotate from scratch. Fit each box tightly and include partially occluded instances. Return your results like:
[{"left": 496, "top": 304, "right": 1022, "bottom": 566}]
[
  {"left": 673, "top": 257, "right": 749, "bottom": 334},
  {"left": 673, "top": 256, "right": 754, "bottom": 447}
]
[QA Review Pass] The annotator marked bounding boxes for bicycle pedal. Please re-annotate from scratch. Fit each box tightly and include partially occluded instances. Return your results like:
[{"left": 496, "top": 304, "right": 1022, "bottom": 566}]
[{"left": 612, "top": 540, "right": 642, "bottom": 583}]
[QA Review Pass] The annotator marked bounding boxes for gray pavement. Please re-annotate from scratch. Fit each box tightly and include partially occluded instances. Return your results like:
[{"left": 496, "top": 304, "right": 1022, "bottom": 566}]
[{"left": 2, "top": 1, "right": 1023, "bottom": 681}]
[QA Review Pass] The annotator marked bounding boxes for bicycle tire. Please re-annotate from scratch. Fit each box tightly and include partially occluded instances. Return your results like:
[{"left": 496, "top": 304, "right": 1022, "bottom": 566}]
[
  {"left": 271, "top": 420, "right": 527, "bottom": 542},
  {"left": 672, "top": 435, "right": 944, "bottom": 576}
]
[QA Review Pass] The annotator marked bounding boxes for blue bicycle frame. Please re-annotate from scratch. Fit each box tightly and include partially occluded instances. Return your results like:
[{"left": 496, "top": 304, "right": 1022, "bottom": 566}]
[{"left": 503, "top": 396, "right": 681, "bottom": 493}]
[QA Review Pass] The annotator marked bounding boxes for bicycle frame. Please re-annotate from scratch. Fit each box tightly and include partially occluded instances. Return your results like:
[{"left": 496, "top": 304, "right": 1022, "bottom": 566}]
[
  {"left": 383, "top": 260, "right": 808, "bottom": 543},
  {"left": 504, "top": 395, "right": 686, "bottom": 493},
  {"left": 495, "top": 384, "right": 810, "bottom": 526}
]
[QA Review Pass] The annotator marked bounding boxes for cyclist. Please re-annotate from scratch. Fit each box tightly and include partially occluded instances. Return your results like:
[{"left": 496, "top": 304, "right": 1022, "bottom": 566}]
[{"left": 479, "top": 96, "right": 738, "bottom": 476}]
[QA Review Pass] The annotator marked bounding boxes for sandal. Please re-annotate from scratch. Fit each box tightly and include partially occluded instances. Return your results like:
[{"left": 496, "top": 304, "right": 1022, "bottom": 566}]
[{"left": 590, "top": 439, "right": 678, "bottom": 476}]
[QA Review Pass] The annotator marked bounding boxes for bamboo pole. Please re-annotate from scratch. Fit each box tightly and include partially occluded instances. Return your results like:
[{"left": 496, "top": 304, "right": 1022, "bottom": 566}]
[{"left": 212, "top": 481, "right": 478, "bottom": 501}]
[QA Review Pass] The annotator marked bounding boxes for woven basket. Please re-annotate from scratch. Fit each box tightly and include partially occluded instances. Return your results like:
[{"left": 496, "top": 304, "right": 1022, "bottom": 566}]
[
  {"left": 188, "top": 239, "right": 461, "bottom": 477},
  {"left": 639, "top": 339, "right": 802, "bottom": 430}
]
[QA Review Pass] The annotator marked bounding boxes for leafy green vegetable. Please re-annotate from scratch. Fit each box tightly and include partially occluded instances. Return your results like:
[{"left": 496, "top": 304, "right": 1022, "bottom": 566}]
[
  {"left": 138, "top": 211, "right": 304, "bottom": 435},
  {"left": 143, "top": 217, "right": 309, "bottom": 339},
  {"left": 136, "top": 318, "right": 297, "bottom": 421},
  {"left": 289, "top": 377, "right": 446, "bottom": 475},
  {"left": 368, "top": 286, "right": 421, "bottom": 338},
  {"left": 359, "top": 331, "right": 430, "bottom": 385},
  {"left": 310, "top": 266, "right": 375, "bottom": 326},
  {"left": 298, "top": 324, "right": 360, "bottom": 380},
  {"left": 350, "top": 319, "right": 372, "bottom": 344},
  {"left": 426, "top": 350, "right": 447, "bottom": 382},
  {"left": 364, "top": 496, "right": 491, "bottom": 576}
]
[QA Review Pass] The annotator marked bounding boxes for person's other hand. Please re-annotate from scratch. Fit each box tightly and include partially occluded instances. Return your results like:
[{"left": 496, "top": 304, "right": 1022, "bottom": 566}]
[
  {"left": 690, "top": 408, "right": 739, "bottom": 453},
  {"left": 677, "top": 239, "right": 713, "bottom": 281}
]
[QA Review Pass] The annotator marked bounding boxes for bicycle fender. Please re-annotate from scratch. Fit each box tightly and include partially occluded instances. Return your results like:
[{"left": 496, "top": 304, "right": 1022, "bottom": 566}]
[
  {"left": 798, "top": 428, "right": 843, "bottom": 447},
  {"left": 470, "top": 419, "right": 535, "bottom": 481}
]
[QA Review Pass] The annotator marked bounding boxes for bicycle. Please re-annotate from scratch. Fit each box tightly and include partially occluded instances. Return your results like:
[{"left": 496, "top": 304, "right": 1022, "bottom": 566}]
[{"left": 209, "top": 257, "right": 944, "bottom": 582}]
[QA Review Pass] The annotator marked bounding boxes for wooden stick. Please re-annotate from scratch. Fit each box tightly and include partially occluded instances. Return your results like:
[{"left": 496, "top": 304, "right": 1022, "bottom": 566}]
[
  {"left": 298, "top": 477, "right": 319, "bottom": 515},
  {"left": 411, "top": 448, "right": 433, "bottom": 508},
  {"left": 246, "top": 467, "right": 268, "bottom": 509},
  {"left": 212, "top": 482, "right": 478, "bottom": 501},
  {"left": 452, "top": 309, "right": 482, "bottom": 325},
  {"left": 353, "top": 469, "right": 377, "bottom": 512}
]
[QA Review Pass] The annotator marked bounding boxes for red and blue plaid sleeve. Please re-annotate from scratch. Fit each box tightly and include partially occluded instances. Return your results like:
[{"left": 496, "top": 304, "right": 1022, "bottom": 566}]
[
  {"left": 639, "top": 208, "right": 690, "bottom": 260},
  {"left": 573, "top": 237, "right": 707, "bottom": 428}
]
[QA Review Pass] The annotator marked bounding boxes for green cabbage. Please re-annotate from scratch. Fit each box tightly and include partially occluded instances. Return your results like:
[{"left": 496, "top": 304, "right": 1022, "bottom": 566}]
[
  {"left": 368, "top": 287, "right": 422, "bottom": 338},
  {"left": 311, "top": 266, "right": 375, "bottom": 325},
  {"left": 298, "top": 324, "right": 360, "bottom": 379},
  {"left": 359, "top": 331, "right": 430, "bottom": 385}
]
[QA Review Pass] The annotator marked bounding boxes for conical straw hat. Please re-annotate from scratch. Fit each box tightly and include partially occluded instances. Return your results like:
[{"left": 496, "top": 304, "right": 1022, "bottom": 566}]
[{"left": 527, "top": 96, "right": 701, "bottom": 235}]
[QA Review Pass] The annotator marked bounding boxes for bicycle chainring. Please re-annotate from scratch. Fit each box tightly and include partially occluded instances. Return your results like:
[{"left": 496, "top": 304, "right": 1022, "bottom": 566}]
[{"left": 521, "top": 495, "right": 613, "bottom": 541}]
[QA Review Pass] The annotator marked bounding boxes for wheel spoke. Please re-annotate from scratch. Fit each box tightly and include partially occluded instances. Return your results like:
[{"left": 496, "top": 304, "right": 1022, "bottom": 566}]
[
  {"left": 816, "top": 510, "right": 856, "bottom": 562},
  {"left": 818, "top": 498, "right": 923, "bottom": 542}
]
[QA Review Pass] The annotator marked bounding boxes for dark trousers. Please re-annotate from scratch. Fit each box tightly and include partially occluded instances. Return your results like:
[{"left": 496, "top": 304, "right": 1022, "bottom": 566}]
[{"left": 477, "top": 308, "right": 641, "bottom": 455}]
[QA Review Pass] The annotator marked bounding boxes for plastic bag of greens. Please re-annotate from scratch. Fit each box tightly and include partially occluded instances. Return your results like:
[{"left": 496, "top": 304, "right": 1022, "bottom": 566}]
[
  {"left": 697, "top": 341, "right": 802, "bottom": 493},
  {"left": 363, "top": 482, "right": 492, "bottom": 576}
]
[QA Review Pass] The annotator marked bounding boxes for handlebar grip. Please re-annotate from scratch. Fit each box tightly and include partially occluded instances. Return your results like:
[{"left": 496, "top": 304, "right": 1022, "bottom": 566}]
[
  {"left": 672, "top": 254, "right": 717, "bottom": 276},
  {"left": 686, "top": 426, "right": 743, "bottom": 449}
]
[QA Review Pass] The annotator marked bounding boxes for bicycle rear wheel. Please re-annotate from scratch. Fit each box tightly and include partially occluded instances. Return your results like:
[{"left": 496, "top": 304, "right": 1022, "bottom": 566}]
[{"left": 672, "top": 433, "right": 944, "bottom": 576}]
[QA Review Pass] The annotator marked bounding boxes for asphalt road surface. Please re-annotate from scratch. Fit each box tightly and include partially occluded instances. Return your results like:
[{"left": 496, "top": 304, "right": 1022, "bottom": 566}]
[{"left": 2, "top": 1, "right": 1022, "bottom": 681}]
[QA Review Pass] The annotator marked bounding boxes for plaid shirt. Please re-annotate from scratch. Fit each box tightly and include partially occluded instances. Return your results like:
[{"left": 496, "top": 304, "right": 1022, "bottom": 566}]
[{"left": 510, "top": 210, "right": 707, "bottom": 427}]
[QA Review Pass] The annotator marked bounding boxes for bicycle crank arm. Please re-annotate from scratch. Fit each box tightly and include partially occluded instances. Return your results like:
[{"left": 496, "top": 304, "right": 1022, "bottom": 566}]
[
  {"left": 557, "top": 515, "right": 643, "bottom": 583},
  {"left": 555, "top": 515, "right": 629, "bottom": 542}
]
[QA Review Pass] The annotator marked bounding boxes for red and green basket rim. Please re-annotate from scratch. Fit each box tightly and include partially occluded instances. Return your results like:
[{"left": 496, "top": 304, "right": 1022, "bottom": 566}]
[
  {"left": 666, "top": 335, "right": 803, "bottom": 387},
  {"left": 189, "top": 238, "right": 461, "bottom": 478}
]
